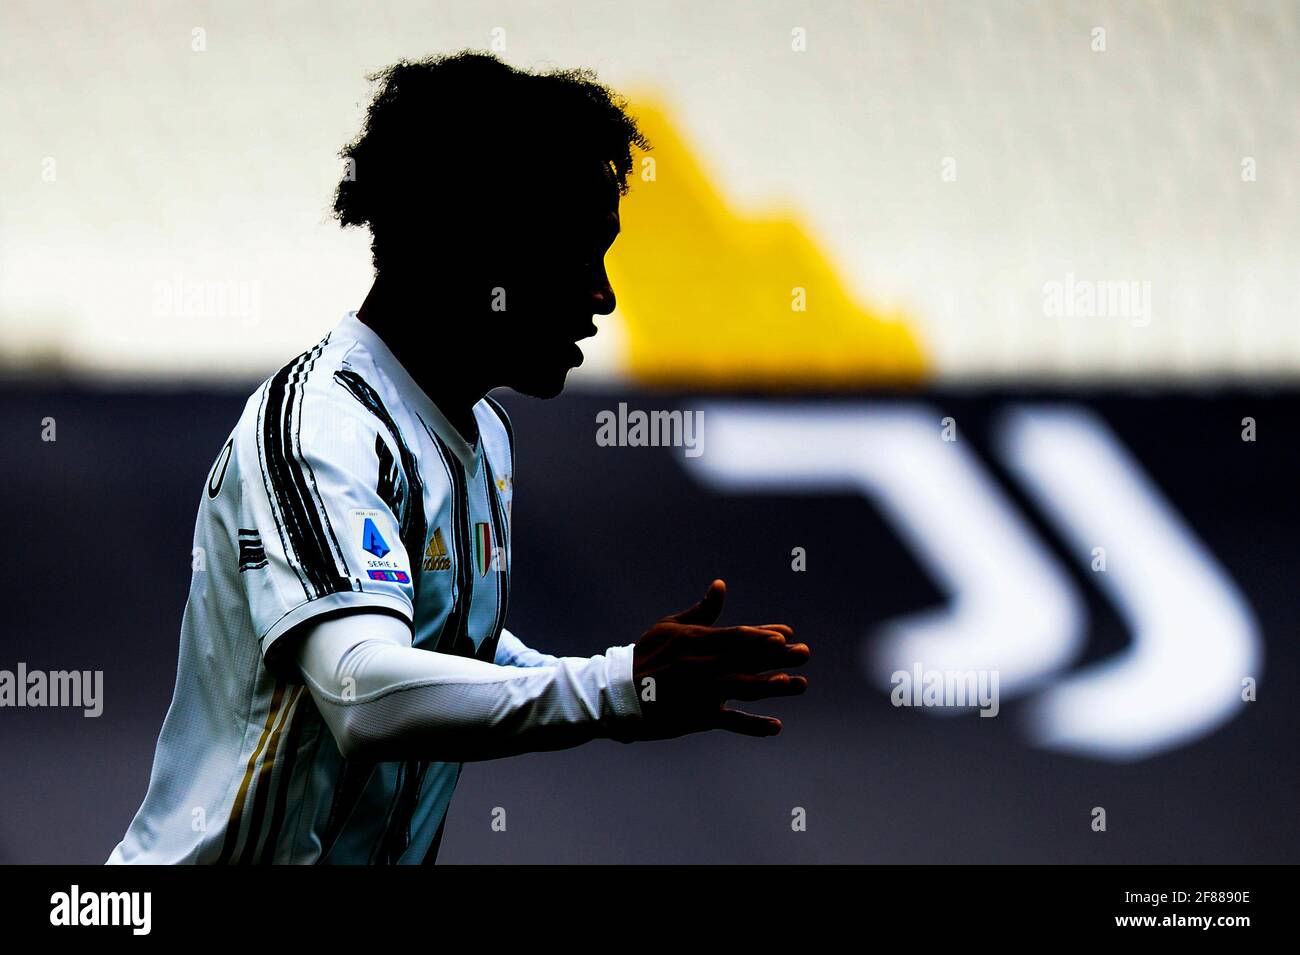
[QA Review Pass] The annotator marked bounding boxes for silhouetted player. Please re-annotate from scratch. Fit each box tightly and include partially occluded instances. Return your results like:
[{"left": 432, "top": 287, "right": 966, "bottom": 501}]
[{"left": 109, "top": 51, "right": 809, "bottom": 864}]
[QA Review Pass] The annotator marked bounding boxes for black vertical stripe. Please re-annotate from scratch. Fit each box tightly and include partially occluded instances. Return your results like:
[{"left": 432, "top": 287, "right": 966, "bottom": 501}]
[
  {"left": 235, "top": 686, "right": 302, "bottom": 865},
  {"left": 482, "top": 393, "right": 515, "bottom": 474},
  {"left": 215, "top": 682, "right": 287, "bottom": 865},
  {"left": 255, "top": 698, "right": 311, "bottom": 864},
  {"left": 294, "top": 347, "right": 353, "bottom": 586},
  {"left": 478, "top": 450, "right": 510, "bottom": 665},
  {"left": 371, "top": 761, "right": 410, "bottom": 864},
  {"left": 269, "top": 348, "right": 332, "bottom": 597},
  {"left": 255, "top": 382, "right": 310, "bottom": 599},
  {"left": 421, "top": 765, "right": 461, "bottom": 865},
  {"left": 422, "top": 806, "right": 450, "bottom": 865},
  {"left": 419, "top": 423, "right": 476, "bottom": 659},
  {"left": 477, "top": 396, "right": 513, "bottom": 664},
  {"left": 261, "top": 341, "right": 351, "bottom": 598},
  {"left": 333, "top": 370, "right": 426, "bottom": 583},
  {"left": 315, "top": 760, "right": 378, "bottom": 864},
  {"left": 375, "top": 433, "right": 402, "bottom": 515}
]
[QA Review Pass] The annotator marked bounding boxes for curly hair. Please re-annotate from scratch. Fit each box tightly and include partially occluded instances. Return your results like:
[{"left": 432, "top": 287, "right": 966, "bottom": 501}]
[{"left": 333, "top": 51, "right": 650, "bottom": 274}]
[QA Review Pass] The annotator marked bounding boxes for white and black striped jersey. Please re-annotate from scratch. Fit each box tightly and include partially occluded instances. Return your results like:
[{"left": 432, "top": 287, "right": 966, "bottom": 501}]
[{"left": 108, "top": 311, "right": 635, "bottom": 864}]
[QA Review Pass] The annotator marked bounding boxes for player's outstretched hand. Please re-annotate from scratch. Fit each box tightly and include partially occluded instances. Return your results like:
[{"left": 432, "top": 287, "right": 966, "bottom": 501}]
[{"left": 627, "top": 579, "right": 809, "bottom": 741}]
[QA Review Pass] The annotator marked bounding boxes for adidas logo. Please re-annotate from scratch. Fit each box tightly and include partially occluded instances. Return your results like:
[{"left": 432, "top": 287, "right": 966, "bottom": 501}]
[{"left": 422, "top": 527, "right": 452, "bottom": 572}]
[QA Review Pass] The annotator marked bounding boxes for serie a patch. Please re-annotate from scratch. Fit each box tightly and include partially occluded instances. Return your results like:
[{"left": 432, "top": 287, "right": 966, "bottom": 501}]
[{"left": 348, "top": 508, "right": 410, "bottom": 583}]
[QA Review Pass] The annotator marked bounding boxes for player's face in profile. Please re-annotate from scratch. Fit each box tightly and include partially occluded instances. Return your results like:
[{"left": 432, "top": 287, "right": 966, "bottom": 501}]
[{"left": 495, "top": 162, "right": 621, "bottom": 398}]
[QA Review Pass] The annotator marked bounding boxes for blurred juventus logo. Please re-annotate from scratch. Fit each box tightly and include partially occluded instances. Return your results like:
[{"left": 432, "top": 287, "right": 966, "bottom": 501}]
[{"left": 683, "top": 403, "right": 1261, "bottom": 762}]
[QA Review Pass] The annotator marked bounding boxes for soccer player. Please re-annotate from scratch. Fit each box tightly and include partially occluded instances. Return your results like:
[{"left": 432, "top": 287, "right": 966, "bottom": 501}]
[{"left": 108, "top": 51, "right": 809, "bottom": 865}]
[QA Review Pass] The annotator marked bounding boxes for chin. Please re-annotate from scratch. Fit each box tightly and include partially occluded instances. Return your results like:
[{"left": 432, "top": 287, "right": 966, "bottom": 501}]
[{"left": 510, "top": 367, "right": 570, "bottom": 399}]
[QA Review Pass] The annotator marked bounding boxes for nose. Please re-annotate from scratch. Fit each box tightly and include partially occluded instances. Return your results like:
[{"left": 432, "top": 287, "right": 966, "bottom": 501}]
[{"left": 590, "top": 265, "right": 616, "bottom": 316}]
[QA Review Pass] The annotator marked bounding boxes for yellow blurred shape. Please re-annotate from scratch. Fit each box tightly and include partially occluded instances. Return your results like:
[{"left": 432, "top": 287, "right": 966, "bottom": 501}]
[{"left": 607, "top": 99, "right": 927, "bottom": 389}]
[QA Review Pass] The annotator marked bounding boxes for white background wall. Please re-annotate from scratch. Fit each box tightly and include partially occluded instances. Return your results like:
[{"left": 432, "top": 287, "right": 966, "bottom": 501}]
[{"left": 1, "top": 0, "right": 1296, "bottom": 382}]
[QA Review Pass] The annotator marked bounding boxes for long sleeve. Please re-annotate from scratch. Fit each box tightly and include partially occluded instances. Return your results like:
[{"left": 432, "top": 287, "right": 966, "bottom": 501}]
[
  {"left": 494, "top": 627, "right": 564, "bottom": 668},
  {"left": 295, "top": 612, "right": 642, "bottom": 762}
]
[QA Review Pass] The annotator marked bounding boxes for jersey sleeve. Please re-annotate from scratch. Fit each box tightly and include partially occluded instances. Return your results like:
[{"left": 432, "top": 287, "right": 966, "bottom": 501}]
[
  {"left": 233, "top": 378, "right": 419, "bottom": 678},
  {"left": 298, "top": 612, "right": 644, "bottom": 762}
]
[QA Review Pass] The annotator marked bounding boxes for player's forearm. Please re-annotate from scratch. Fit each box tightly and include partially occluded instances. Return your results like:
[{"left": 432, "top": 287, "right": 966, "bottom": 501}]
[
  {"left": 297, "top": 616, "right": 642, "bottom": 762},
  {"left": 493, "top": 628, "right": 563, "bottom": 668}
]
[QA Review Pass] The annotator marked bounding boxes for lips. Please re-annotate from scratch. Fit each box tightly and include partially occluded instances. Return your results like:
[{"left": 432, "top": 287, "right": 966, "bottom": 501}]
[{"left": 567, "top": 323, "right": 597, "bottom": 367}]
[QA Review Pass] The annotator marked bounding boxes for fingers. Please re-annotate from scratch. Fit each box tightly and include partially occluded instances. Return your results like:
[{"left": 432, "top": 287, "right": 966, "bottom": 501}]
[
  {"left": 713, "top": 707, "right": 782, "bottom": 737},
  {"left": 685, "top": 623, "right": 801, "bottom": 653},
  {"left": 684, "top": 624, "right": 788, "bottom": 653},
  {"left": 717, "top": 672, "right": 809, "bottom": 702},
  {"left": 664, "top": 579, "right": 727, "bottom": 626},
  {"left": 680, "top": 630, "right": 811, "bottom": 674},
  {"left": 776, "top": 642, "right": 811, "bottom": 666}
]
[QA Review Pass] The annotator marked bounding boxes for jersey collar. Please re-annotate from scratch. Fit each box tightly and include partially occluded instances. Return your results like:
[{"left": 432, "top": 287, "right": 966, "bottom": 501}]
[{"left": 339, "top": 311, "right": 482, "bottom": 475}]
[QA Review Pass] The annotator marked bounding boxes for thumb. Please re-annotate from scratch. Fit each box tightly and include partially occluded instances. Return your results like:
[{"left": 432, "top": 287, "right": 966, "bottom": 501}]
[{"left": 665, "top": 579, "right": 726, "bottom": 626}]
